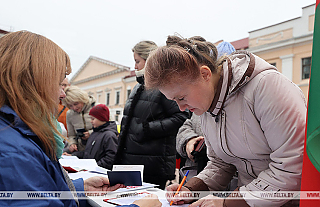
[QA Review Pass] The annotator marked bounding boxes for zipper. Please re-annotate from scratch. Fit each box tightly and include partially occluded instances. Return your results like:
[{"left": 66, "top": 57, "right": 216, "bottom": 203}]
[
  {"left": 219, "top": 110, "right": 257, "bottom": 179},
  {"left": 90, "top": 140, "right": 95, "bottom": 154}
]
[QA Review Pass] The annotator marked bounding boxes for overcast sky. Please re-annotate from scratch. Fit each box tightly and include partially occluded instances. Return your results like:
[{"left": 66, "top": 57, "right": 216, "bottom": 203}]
[{"left": 0, "top": 0, "right": 316, "bottom": 79}]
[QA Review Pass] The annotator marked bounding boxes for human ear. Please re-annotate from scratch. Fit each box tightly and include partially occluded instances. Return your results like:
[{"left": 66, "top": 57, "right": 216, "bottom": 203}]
[{"left": 200, "top": 65, "right": 212, "bottom": 81}]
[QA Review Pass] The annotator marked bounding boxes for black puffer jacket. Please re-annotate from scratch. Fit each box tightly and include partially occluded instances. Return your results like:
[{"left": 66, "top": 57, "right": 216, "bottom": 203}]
[
  {"left": 114, "top": 77, "right": 190, "bottom": 181},
  {"left": 73, "top": 121, "right": 118, "bottom": 170}
]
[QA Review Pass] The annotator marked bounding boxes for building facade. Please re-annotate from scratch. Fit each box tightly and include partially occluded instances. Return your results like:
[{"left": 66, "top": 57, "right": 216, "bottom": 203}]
[
  {"left": 247, "top": 3, "right": 314, "bottom": 99},
  {"left": 71, "top": 3, "right": 314, "bottom": 122},
  {"left": 70, "top": 56, "right": 136, "bottom": 123}
]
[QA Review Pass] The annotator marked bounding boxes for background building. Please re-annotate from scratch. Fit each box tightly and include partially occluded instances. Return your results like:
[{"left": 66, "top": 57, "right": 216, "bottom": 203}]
[
  {"left": 247, "top": 3, "right": 314, "bottom": 99},
  {"left": 0, "top": 28, "right": 9, "bottom": 37},
  {"left": 70, "top": 56, "right": 135, "bottom": 122},
  {"left": 71, "top": 3, "right": 314, "bottom": 122}
]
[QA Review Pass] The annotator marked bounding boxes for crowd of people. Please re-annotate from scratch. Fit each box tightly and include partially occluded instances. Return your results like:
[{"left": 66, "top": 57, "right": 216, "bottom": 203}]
[{"left": 0, "top": 30, "right": 307, "bottom": 207}]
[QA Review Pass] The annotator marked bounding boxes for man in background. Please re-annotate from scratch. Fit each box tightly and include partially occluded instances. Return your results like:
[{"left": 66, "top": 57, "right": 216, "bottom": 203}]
[{"left": 58, "top": 78, "right": 70, "bottom": 131}]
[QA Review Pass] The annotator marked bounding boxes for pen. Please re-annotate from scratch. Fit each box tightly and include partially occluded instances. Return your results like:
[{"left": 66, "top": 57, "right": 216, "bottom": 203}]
[
  {"left": 88, "top": 171, "right": 108, "bottom": 175},
  {"left": 170, "top": 170, "right": 189, "bottom": 206}
]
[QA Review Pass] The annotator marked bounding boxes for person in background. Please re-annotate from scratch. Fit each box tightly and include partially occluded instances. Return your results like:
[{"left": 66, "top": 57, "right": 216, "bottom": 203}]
[
  {"left": 0, "top": 30, "right": 126, "bottom": 207},
  {"left": 58, "top": 77, "right": 70, "bottom": 131},
  {"left": 216, "top": 41, "right": 236, "bottom": 58},
  {"left": 176, "top": 40, "right": 236, "bottom": 182},
  {"left": 62, "top": 85, "right": 96, "bottom": 154},
  {"left": 114, "top": 40, "right": 190, "bottom": 190},
  {"left": 67, "top": 104, "right": 118, "bottom": 170},
  {"left": 144, "top": 35, "right": 306, "bottom": 207}
]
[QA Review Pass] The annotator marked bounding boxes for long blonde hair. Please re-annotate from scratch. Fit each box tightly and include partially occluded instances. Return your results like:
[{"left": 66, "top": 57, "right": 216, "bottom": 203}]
[{"left": 0, "top": 31, "right": 71, "bottom": 159}]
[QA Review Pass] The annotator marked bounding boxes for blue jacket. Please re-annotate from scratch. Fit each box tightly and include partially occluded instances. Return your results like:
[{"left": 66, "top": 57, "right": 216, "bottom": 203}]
[{"left": 0, "top": 105, "right": 86, "bottom": 207}]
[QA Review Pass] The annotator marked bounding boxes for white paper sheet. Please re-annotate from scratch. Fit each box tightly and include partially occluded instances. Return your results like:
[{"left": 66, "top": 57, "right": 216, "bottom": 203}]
[
  {"left": 60, "top": 159, "right": 98, "bottom": 171},
  {"left": 105, "top": 192, "right": 189, "bottom": 207}
]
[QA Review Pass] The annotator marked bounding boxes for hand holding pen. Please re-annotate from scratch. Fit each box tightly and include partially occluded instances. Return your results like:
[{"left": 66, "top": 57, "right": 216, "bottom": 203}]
[{"left": 166, "top": 170, "right": 193, "bottom": 205}]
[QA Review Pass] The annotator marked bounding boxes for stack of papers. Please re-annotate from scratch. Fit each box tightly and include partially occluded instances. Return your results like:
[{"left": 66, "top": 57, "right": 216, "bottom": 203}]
[{"left": 59, "top": 158, "right": 107, "bottom": 173}]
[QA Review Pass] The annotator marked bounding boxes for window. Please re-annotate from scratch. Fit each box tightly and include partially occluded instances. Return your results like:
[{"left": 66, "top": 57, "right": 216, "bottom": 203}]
[
  {"left": 97, "top": 93, "right": 101, "bottom": 103},
  {"left": 115, "top": 91, "right": 120, "bottom": 105},
  {"left": 302, "top": 57, "right": 311, "bottom": 80},
  {"left": 127, "top": 89, "right": 131, "bottom": 99},
  {"left": 106, "top": 92, "right": 110, "bottom": 106}
]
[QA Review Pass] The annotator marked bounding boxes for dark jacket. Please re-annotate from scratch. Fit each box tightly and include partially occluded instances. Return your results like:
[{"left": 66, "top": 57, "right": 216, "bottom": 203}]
[
  {"left": 0, "top": 105, "right": 86, "bottom": 207},
  {"left": 73, "top": 121, "right": 118, "bottom": 170},
  {"left": 114, "top": 76, "right": 190, "bottom": 181}
]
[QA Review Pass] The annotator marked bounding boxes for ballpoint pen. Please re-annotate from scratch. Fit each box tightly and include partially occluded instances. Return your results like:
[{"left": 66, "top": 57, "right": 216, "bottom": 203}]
[{"left": 170, "top": 170, "right": 189, "bottom": 206}]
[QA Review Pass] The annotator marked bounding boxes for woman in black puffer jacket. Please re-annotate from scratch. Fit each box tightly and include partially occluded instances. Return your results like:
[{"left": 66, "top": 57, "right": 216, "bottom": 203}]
[{"left": 114, "top": 41, "right": 190, "bottom": 189}]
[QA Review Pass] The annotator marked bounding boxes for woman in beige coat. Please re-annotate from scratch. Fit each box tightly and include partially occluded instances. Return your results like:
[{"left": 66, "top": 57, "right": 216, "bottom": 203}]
[
  {"left": 144, "top": 35, "right": 306, "bottom": 207},
  {"left": 62, "top": 86, "right": 96, "bottom": 153}
]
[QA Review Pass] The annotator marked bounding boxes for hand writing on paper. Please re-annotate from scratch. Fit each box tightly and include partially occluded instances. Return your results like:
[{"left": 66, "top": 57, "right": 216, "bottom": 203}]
[
  {"left": 166, "top": 183, "right": 193, "bottom": 205},
  {"left": 84, "top": 176, "right": 125, "bottom": 192},
  {"left": 133, "top": 194, "right": 162, "bottom": 207}
]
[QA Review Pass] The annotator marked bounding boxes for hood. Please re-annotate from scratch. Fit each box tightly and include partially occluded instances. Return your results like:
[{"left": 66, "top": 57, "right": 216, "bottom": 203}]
[
  {"left": 228, "top": 51, "right": 277, "bottom": 93},
  {"left": 208, "top": 51, "right": 277, "bottom": 116}
]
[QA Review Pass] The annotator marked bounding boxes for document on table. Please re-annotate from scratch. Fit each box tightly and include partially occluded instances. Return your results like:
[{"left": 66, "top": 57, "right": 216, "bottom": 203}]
[
  {"left": 60, "top": 159, "right": 104, "bottom": 172},
  {"left": 61, "top": 155, "right": 79, "bottom": 159},
  {"left": 109, "top": 182, "right": 157, "bottom": 194},
  {"left": 104, "top": 192, "right": 189, "bottom": 207},
  {"left": 68, "top": 171, "right": 109, "bottom": 180}
]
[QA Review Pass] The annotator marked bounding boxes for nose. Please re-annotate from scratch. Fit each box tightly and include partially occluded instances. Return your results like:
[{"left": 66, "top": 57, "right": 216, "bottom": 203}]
[
  {"left": 59, "top": 88, "right": 66, "bottom": 99},
  {"left": 176, "top": 102, "right": 187, "bottom": 112}
]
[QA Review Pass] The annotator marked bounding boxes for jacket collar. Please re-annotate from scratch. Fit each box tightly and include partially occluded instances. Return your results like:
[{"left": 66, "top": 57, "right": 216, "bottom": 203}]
[
  {"left": 136, "top": 76, "right": 144, "bottom": 84},
  {"left": 207, "top": 51, "right": 255, "bottom": 117},
  {"left": 93, "top": 122, "right": 110, "bottom": 132}
]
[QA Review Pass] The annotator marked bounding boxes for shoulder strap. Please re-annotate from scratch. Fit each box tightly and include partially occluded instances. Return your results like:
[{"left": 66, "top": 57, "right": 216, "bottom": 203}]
[
  {"left": 207, "top": 51, "right": 255, "bottom": 117},
  {"left": 58, "top": 106, "right": 66, "bottom": 118}
]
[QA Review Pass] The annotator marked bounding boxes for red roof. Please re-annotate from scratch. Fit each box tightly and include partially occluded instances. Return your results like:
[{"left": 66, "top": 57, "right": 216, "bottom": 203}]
[
  {"left": 231, "top": 37, "right": 249, "bottom": 50},
  {"left": 124, "top": 70, "right": 136, "bottom": 79},
  {"left": 0, "top": 29, "right": 9, "bottom": 34}
]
